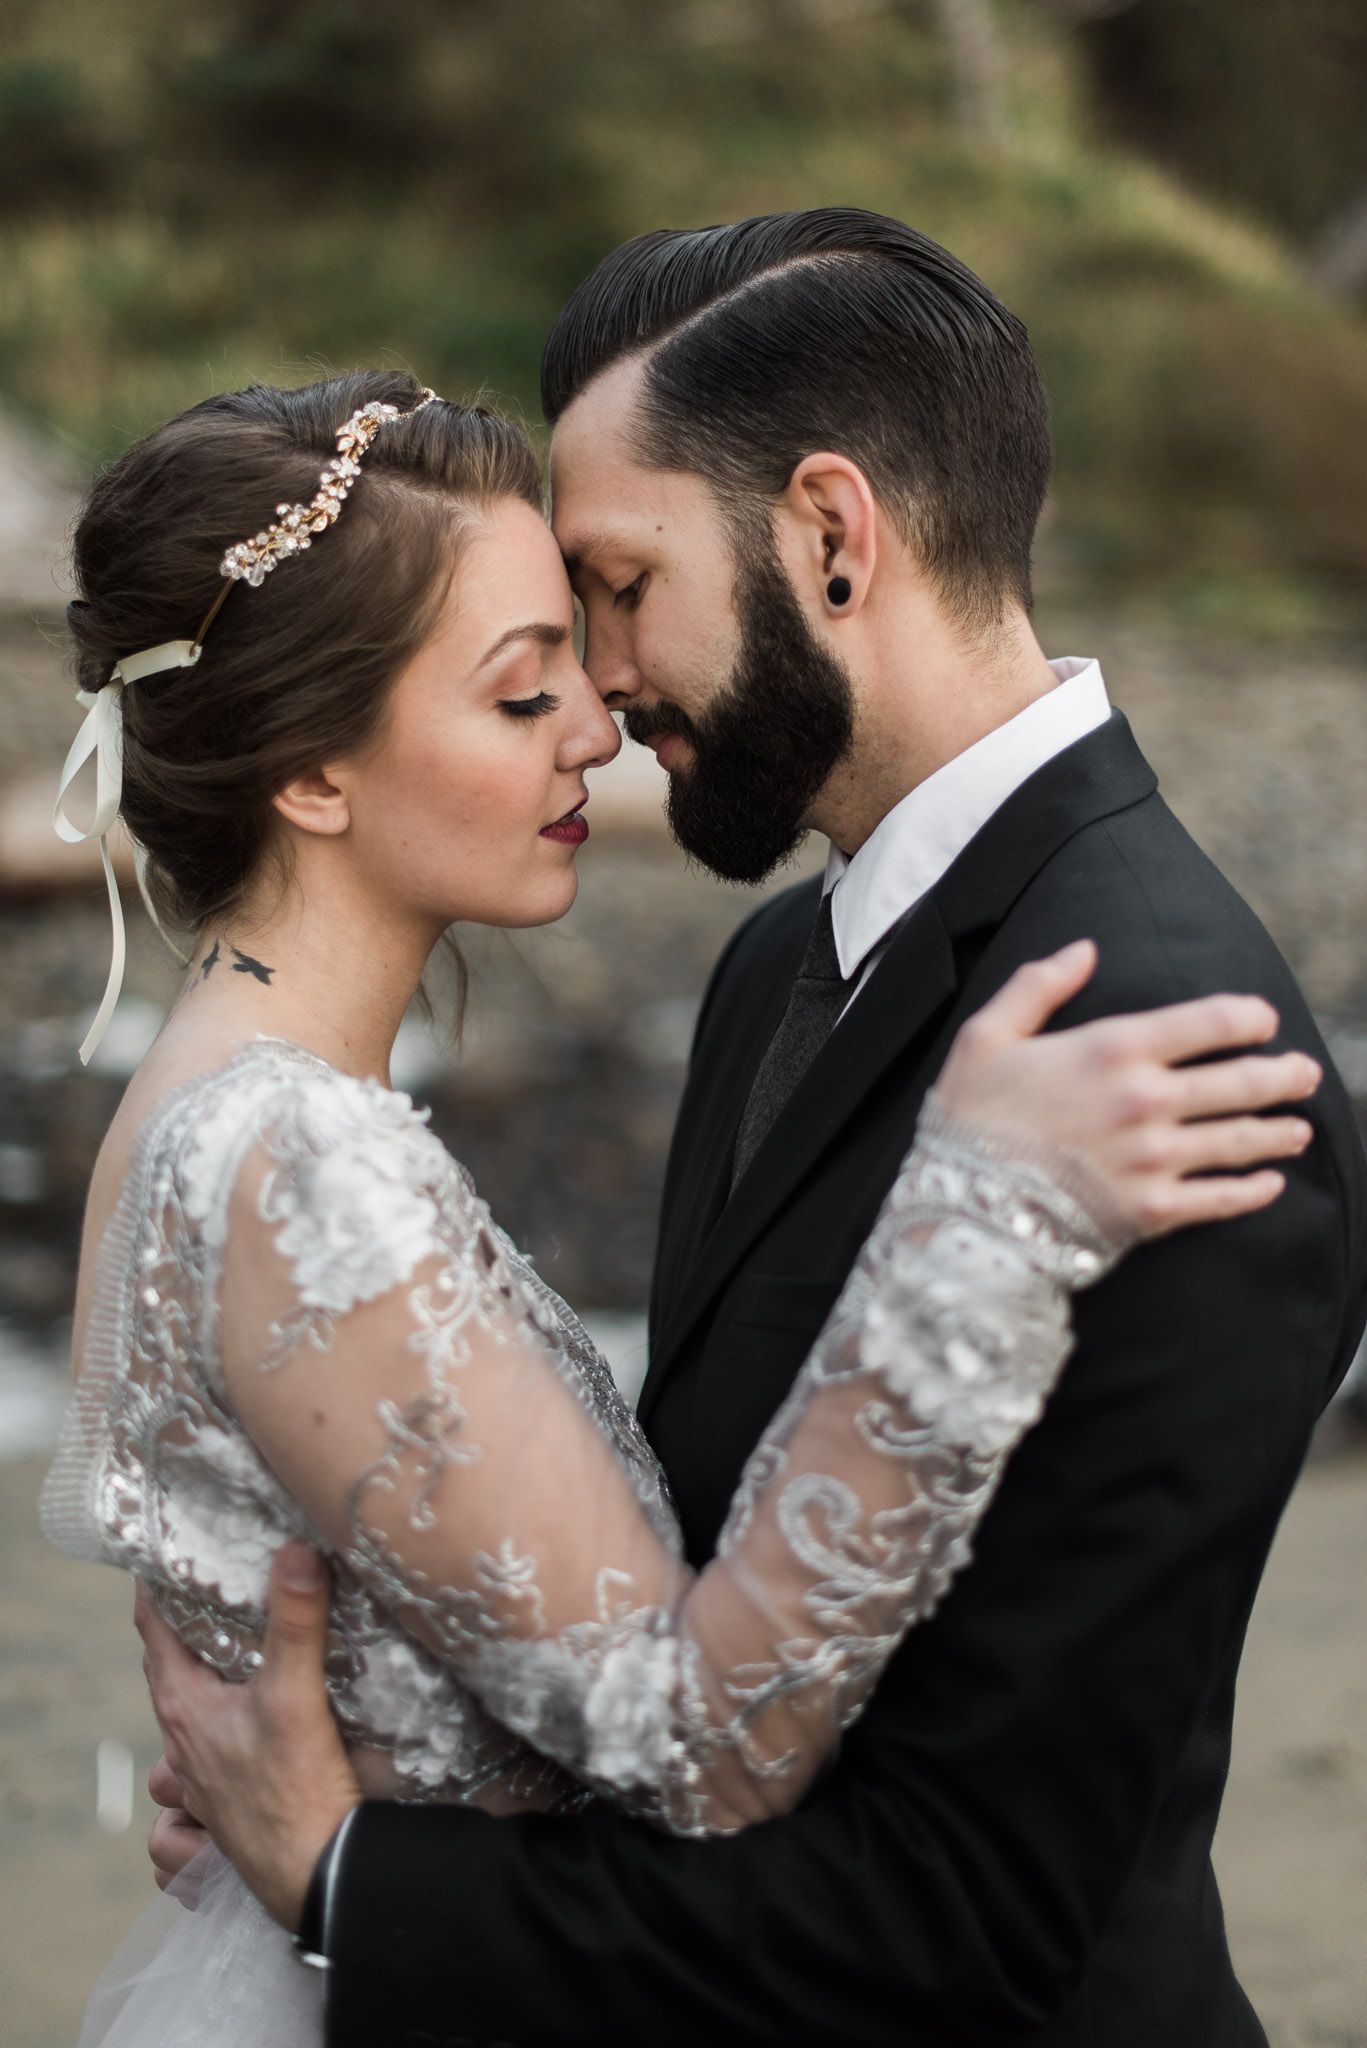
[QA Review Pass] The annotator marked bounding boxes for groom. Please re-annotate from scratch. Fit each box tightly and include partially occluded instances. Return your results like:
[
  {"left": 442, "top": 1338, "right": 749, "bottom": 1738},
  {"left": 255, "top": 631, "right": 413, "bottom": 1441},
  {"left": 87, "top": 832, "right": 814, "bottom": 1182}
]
[{"left": 141, "top": 210, "right": 1367, "bottom": 2044}]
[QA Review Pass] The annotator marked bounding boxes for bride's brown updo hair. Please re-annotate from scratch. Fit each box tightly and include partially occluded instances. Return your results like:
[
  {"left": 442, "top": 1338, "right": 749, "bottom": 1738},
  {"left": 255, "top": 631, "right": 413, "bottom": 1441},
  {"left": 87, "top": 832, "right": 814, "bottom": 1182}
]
[{"left": 67, "top": 371, "right": 543, "bottom": 934}]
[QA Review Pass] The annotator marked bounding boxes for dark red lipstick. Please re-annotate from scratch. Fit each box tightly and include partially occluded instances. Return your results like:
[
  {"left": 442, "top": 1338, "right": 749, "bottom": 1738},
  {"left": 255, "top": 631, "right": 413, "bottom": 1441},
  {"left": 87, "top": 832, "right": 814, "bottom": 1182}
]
[{"left": 540, "top": 808, "right": 589, "bottom": 846}]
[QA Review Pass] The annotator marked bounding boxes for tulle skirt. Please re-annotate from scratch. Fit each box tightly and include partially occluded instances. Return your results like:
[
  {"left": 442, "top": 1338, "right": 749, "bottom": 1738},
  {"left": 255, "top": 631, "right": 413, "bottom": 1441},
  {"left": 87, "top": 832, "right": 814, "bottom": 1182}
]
[{"left": 77, "top": 1844, "right": 323, "bottom": 2048}]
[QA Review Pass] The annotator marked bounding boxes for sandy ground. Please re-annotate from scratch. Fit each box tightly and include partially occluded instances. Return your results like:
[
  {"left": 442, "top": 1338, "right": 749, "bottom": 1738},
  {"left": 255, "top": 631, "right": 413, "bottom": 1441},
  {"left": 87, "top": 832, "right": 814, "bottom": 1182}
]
[{"left": 2, "top": 1440, "right": 1364, "bottom": 2048}]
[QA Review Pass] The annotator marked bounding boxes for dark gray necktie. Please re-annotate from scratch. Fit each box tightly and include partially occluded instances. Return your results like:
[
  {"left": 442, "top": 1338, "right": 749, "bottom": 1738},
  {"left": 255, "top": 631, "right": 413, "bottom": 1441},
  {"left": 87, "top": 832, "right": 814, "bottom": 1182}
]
[{"left": 731, "top": 891, "right": 856, "bottom": 1190}]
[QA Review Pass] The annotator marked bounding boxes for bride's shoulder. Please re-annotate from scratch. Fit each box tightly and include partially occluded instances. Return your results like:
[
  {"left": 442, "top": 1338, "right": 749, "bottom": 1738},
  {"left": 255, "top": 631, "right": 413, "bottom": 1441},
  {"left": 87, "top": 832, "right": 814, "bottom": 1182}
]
[
  {"left": 166, "top": 1039, "right": 482, "bottom": 1316},
  {"left": 165, "top": 1038, "right": 460, "bottom": 1227}
]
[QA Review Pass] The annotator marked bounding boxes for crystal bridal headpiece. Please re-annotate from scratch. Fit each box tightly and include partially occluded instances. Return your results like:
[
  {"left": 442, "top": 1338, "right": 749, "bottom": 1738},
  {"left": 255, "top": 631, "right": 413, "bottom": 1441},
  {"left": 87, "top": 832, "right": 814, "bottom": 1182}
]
[{"left": 53, "top": 388, "right": 440, "bottom": 1064}]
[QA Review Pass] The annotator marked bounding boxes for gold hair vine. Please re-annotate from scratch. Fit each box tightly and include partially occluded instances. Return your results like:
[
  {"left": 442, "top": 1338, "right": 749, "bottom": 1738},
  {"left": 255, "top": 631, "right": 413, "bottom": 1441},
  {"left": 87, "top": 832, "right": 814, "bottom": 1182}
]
[
  {"left": 56, "top": 383, "right": 441, "bottom": 1066},
  {"left": 219, "top": 386, "right": 440, "bottom": 590}
]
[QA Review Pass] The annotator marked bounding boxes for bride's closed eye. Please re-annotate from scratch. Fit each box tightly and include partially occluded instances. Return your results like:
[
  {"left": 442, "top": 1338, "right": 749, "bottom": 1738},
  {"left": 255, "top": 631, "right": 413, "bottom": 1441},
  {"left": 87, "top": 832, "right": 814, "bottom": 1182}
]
[{"left": 498, "top": 691, "right": 561, "bottom": 721}]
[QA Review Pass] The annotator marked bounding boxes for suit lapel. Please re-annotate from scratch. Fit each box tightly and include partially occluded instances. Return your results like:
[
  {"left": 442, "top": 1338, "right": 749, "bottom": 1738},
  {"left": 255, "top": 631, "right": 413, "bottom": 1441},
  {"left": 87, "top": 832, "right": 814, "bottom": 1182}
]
[
  {"left": 647, "top": 889, "right": 816, "bottom": 1339},
  {"left": 930, "top": 709, "right": 1156, "bottom": 937},
  {"left": 638, "top": 710, "right": 1159, "bottom": 1427},
  {"left": 639, "top": 896, "right": 956, "bottom": 1424}
]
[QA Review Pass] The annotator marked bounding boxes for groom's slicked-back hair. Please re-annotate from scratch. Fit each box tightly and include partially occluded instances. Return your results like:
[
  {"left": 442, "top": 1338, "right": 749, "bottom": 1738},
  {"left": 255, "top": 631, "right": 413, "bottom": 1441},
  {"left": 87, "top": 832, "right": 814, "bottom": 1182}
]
[{"left": 541, "top": 208, "right": 1052, "bottom": 626}]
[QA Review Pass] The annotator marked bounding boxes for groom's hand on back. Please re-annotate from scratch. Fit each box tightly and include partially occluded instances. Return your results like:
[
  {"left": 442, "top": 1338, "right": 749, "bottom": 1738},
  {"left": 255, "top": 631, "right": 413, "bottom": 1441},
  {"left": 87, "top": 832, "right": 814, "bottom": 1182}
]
[
  {"left": 136, "top": 1541, "right": 361, "bottom": 1932},
  {"left": 146, "top": 1751, "right": 209, "bottom": 1890}
]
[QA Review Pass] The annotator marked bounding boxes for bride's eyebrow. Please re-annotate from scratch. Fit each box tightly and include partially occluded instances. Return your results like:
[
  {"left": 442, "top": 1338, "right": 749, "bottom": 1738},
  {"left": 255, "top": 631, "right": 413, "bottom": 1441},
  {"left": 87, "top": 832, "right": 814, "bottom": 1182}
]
[{"left": 474, "top": 621, "right": 571, "bottom": 669}]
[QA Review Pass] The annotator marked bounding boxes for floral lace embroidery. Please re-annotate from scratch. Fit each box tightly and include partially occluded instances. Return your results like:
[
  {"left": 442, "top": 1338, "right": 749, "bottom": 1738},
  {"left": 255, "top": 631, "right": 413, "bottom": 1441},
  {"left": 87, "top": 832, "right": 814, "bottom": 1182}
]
[{"left": 41, "top": 1043, "right": 1127, "bottom": 1833}]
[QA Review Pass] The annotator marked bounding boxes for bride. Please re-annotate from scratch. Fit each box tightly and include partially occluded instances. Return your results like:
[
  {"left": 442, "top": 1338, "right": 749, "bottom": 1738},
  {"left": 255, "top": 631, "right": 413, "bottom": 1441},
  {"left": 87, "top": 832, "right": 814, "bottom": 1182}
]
[{"left": 41, "top": 372, "right": 1318, "bottom": 2047}]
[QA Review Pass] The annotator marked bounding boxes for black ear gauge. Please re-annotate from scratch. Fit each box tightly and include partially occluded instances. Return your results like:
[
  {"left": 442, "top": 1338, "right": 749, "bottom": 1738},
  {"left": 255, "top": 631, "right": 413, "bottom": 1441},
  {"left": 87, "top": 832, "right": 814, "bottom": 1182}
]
[{"left": 826, "top": 575, "right": 852, "bottom": 606}]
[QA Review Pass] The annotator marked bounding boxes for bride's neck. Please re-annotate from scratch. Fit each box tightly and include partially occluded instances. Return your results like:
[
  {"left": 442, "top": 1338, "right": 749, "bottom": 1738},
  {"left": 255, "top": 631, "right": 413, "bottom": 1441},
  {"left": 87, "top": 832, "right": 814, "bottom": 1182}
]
[{"left": 169, "top": 852, "right": 439, "bottom": 1085}]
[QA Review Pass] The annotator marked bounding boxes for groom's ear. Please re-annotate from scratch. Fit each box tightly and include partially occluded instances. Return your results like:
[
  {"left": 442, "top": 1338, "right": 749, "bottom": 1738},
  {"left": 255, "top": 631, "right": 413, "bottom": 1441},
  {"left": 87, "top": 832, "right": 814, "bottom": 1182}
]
[{"left": 778, "top": 453, "right": 879, "bottom": 619}]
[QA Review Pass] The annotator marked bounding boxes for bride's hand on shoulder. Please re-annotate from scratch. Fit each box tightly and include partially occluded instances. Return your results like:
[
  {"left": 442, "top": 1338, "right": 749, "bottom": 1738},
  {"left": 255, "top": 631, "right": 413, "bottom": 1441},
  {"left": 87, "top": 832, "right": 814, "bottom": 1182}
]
[{"left": 933, "top": 939, "right": 1321, "bottom": 1241}]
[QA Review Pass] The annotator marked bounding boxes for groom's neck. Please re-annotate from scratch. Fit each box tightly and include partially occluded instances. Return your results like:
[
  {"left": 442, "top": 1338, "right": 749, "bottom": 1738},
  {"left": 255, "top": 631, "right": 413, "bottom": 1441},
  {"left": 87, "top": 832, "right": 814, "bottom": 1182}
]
[{"left": 807, "top": 591, "right": 1058, "bottom": 857}]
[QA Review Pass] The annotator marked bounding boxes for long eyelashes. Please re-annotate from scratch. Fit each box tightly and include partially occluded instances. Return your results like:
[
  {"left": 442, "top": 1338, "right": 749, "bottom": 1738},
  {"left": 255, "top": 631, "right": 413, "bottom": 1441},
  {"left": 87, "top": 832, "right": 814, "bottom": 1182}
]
[
  {"left": 612, "top": 575, "right": 645, "bottom": 610},
  {"left": 499, "top": 691, "right": 560, "bottom": 721}
]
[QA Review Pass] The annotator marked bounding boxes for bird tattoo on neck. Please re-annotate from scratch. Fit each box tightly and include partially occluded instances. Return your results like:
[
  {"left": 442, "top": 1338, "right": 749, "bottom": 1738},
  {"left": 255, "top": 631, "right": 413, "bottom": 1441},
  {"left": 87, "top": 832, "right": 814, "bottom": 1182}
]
[{"left": 230, "top": 945, "right": 275, "bottom": 986}]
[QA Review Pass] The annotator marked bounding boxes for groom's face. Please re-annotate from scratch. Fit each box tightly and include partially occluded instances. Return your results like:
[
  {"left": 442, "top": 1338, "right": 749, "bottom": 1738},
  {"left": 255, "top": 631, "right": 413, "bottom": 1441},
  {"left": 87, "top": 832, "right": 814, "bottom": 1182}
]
[{"left": 551, "top": 359, "right": 854, "bottom": 883}]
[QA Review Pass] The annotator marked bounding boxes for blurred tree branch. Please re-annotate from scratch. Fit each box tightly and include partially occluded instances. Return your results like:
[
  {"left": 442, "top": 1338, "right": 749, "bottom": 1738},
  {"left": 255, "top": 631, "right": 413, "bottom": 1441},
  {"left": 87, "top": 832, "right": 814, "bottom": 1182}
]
[
  {"left": 1310, "top": 192, "right": 1367, "bottom": 301},
  {"left": 1, "top": 0, "right": 1366, "bottom": 623},
  {"left": 1071, "top": 0, "right": 1367, "bottom": 247},
  {"left": 931, "top": 0, "right": 1006, "bottom": 146},
  {"left": 1036, "top": 0, "right": 1137, "bottom": 20}
]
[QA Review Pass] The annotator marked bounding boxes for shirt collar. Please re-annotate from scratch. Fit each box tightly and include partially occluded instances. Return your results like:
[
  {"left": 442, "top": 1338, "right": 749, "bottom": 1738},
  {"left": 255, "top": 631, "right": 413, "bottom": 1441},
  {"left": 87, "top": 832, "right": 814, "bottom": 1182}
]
[{"left": 824, "top": 657, "right": 1111, "bottom": 979}]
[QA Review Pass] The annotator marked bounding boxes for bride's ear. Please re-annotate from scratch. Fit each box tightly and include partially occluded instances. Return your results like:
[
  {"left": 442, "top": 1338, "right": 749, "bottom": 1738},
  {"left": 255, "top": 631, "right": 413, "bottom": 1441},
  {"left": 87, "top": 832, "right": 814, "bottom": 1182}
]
[{"left": 272, "top": 766, "right": 351, "bottom": 838}]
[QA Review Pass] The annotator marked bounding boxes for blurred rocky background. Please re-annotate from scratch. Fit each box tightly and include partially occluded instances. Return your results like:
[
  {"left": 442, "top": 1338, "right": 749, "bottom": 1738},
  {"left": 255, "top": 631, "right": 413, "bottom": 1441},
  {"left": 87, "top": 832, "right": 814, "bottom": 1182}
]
[{"left": 0, "top": 4, "right": 1365, "bottom": 2043}]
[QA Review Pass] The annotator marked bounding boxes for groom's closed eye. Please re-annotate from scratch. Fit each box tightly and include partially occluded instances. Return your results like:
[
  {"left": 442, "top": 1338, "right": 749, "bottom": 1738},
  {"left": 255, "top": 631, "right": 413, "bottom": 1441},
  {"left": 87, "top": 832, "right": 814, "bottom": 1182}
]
[{"left": 612, "top": 575, "right": 647, "bottom": 609}]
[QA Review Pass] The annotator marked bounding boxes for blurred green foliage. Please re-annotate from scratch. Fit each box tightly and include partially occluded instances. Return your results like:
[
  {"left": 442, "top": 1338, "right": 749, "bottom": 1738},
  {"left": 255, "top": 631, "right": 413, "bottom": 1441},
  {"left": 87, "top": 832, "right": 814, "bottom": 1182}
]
[
  {"left": 0, "top": 0, "right": 1363, "bottom": 625},
  {"left": 1078, "top": 0, "right": 1367, "bottom": 245},
  {"left": 0, "top": 54, "right": 119, "bottom": 211}
]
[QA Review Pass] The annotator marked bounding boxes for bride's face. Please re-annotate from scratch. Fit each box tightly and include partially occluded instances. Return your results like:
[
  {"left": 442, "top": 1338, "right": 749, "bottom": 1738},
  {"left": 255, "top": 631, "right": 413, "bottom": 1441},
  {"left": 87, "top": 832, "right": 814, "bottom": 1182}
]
[{"left": 322, "top": 496, "right": 621, "bottom": 932}]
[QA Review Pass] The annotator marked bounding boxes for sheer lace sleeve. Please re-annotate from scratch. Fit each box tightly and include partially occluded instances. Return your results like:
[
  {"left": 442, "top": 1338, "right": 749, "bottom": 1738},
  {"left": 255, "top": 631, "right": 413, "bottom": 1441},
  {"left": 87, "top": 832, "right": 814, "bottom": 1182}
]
[{"left": 213, "top": 1066, "right": 1132, "bottom": 1837}]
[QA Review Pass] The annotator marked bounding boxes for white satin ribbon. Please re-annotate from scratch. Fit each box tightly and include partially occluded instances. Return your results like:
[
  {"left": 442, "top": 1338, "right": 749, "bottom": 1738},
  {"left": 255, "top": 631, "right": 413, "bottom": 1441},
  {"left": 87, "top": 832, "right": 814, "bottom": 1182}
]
[{"left": 53, "top": 638, "right": 202, "bottom": 1065}]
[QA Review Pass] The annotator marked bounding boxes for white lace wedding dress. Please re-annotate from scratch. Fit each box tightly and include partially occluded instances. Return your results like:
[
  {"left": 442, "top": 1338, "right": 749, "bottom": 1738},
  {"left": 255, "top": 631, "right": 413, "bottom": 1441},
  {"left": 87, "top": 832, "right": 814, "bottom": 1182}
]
[{"left": 41, "top": 1037, "right": 1126, "bottom": 2048}]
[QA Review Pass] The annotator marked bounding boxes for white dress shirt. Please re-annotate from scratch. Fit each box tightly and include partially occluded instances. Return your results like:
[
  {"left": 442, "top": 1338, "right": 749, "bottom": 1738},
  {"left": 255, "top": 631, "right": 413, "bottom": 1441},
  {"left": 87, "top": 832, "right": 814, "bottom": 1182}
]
[{"left": 826, "top": 656, "right": 1111, "bottom": 1003}]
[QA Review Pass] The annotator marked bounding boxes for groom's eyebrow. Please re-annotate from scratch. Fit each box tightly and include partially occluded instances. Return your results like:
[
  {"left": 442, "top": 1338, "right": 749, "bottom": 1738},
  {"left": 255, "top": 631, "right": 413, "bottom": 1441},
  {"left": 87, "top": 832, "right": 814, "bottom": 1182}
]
[
  {"left": 558, "top": 530, "right": 621, "bottom": 576},
  {"left": 476, "top": 622, "right": 571, "bottom": 666}
]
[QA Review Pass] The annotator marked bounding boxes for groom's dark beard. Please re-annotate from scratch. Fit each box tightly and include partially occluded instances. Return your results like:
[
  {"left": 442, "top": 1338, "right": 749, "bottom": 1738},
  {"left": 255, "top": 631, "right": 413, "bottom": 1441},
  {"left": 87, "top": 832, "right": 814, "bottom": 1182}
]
[{"left": 622, "top": 543, "right": 856, "bottom": 884}]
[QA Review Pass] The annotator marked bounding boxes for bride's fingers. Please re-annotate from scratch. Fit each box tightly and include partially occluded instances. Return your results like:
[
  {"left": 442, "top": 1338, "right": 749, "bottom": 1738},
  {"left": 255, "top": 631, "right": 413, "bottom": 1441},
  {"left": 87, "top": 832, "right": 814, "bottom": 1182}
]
[
  {"left": 1142, "top": 1168, "right": 1288, "bottom": 1235},
  {"left": 1170, "top": 1051, "right": 1321, "bottom": 1121},
  {"left": 1128, "top": 1109, "right": 1315, "bottom": 1235},
  {"left": 1116, "top": 993, "right": 1280, "bottom": 1066},
  {"left": 1164, "top": 1113, "right": 1314, "bottom": 1175},
  {"left": 963, "top": 941, "right": 1098, "bottom": 1043}
]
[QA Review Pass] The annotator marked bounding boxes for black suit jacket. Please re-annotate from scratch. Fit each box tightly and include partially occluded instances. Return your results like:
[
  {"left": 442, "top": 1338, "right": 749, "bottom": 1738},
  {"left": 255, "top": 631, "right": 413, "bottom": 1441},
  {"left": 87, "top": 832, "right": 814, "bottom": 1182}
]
[{"left": 327, "top": 714, "right": 1367, "bottom": 2047}]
